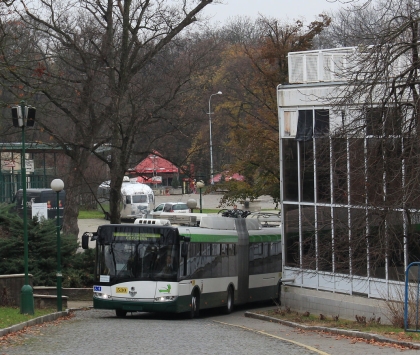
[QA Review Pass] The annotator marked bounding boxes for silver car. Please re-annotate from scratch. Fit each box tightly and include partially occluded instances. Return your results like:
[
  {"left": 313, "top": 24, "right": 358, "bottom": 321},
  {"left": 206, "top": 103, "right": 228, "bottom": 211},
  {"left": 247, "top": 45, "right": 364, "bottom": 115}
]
[{"left": 150, "top": 202, "right": 190, "bottom": 215}]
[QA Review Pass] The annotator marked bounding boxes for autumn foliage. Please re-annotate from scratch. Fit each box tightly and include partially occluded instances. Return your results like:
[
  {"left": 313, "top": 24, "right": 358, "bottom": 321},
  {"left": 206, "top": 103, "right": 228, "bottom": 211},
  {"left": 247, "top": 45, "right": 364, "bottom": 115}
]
[{"left": 205, "top": 16, "right": 331, "bottom": 203}]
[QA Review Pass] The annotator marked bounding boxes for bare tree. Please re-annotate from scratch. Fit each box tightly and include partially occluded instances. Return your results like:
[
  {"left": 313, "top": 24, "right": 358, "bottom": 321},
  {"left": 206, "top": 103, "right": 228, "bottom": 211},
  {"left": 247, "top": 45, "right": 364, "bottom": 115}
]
[
  {"left": 196, "top": 15, "right": 330, "bottom": 205},
  {"left": 0, "top": 0, "right": 218, "bottom": 234}
]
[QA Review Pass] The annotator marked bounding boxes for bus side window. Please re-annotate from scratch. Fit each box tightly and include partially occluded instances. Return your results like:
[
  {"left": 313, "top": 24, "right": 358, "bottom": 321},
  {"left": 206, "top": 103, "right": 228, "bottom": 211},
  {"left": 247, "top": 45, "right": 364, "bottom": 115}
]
[
  {"left": 228, "top": 244, "right": 235, "bottom": 256},
  {"left": 125, "top": 196, "right": 131, "bottom": 204},
  {"left": 187, "top": 243, "right": 201, "bottom": 278},
  {"left": 212, "top": 244, "right": 221, "bottom": 256}
]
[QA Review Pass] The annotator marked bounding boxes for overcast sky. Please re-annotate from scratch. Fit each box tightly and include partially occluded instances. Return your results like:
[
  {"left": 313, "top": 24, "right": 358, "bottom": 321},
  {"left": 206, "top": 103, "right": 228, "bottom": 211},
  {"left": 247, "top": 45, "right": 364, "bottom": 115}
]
[{"left": 203, "top": 0, "right": 348, "bottom": 24}]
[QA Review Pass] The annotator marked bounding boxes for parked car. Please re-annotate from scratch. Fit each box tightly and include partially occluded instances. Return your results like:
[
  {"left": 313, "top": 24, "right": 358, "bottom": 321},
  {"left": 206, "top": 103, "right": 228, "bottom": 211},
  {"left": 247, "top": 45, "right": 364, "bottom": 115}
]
[{"left": 150, "top": 202, "right": 190, "bottom": 215}]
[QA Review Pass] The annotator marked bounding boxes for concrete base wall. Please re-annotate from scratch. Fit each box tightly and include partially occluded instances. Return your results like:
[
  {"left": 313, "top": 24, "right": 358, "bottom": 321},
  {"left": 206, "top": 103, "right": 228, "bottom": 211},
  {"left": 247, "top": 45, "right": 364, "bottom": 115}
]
[
  {"left": 34, "top": 294, "right": 68, "bottom": 309},
  {"left": 0, "top": 274, "right": 33, "bottom": 307},
  {"left": 33, "top": 287, "right": 92, "bottom": 300},
  {"left": 282, "top": 285, "right": 390, "bottom": 324}
]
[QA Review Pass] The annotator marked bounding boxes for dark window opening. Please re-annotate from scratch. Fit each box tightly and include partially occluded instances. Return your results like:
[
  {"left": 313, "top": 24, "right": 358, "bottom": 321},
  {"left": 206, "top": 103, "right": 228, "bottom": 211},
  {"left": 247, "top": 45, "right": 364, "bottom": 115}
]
[
  {"left": 314, "top": 109, "right": 330, "bottom": 137},
  {"left": 296, "top": 110, "right": 313, "bottom": 141}
]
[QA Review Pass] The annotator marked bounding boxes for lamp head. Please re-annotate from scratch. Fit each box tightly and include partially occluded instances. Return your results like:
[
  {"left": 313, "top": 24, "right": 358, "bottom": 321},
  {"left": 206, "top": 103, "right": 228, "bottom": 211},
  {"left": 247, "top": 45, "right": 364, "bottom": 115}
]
[
  {"left": 217, "top": 91, "right": 222, "bottom": 95},
  {"left": 51, "top": 179, "right": 64, "bottom": 192},
  {"left": 196, "top": 180, "right": 205, "bottom": 189}
]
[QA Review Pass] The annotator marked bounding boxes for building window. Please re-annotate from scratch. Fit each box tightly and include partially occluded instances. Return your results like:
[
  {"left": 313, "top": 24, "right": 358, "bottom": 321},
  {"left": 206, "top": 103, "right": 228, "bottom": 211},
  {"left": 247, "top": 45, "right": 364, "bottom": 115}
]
[
  {"left": 300, "top": 140, "right": 314, "bottom": 203},
  {"left": 296, "top": 109, "right": 330, "bottom": 141},
  {"left": 283, "top": 139, "right": 299, "bottom": 201},
  {"left": 284, "top": 111, "right": 298, "bottom": 136},
  {"left": 314, "top": 109, "right": 330, "bottom": 137},
  {"left": 366, "top": 107, "right": 402, "bottom": 137},
  {"left": 284, "top": 204, "right": 300, "bottom": 267},
  {"left": 296, "top": 110, "right": 313, "bottom": 141}
]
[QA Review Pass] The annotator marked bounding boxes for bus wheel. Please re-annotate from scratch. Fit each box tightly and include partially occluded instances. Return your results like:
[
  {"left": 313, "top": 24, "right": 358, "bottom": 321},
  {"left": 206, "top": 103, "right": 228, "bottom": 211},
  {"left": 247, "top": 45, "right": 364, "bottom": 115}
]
[
  {"left": 224, "top": 287, "right": 234, "bottom": 314},
  {"left": 189, "top": 292, "right": 200, "bottom": 319},
  {"left": 116, "top": 309, "right": 127, "bottom": 318}
]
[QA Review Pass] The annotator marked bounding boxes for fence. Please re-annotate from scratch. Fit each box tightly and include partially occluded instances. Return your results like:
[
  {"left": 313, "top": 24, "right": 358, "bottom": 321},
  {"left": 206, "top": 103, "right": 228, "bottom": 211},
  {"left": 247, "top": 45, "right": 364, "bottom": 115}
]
[{"left": 0, "top": 172, "right": 53, "bottom": 203}]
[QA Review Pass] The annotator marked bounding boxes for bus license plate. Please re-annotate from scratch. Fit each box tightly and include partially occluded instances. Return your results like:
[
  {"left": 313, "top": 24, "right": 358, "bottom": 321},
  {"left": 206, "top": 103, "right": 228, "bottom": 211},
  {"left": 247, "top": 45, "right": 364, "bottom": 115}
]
[{"left": 116, "top": 287, "right": 128, "bottom": 293}]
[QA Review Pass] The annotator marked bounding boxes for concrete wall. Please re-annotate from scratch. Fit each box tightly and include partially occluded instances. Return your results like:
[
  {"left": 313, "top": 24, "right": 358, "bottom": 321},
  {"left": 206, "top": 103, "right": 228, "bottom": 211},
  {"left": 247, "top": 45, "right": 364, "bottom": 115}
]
[
  {"left": 0, "top": 274, "right": 33, "bottom": 307},
  {"left": 33, "top": 287, "right": 92, "bottom": 301},
  {"left": 282, "top": 285, "right": 390, "bottom": 324},
  {"left": 0, "top": 275, "right": 91, "bottom": 309}
]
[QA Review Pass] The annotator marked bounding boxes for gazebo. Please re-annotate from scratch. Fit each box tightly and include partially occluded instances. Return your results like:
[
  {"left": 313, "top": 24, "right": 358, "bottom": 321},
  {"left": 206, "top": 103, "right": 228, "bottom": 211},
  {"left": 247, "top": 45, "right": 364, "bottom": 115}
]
[{"left": 129, "top": 153, "right": 179, "bottom": 187}]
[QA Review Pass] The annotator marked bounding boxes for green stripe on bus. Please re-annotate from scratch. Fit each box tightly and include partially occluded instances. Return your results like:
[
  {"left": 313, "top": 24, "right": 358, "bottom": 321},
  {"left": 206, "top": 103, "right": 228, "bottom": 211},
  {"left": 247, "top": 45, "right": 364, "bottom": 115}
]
[
  {"left": 189, "top": 234, "right": 238, "bottom": 243},
  {"left": 249, "top": 234, "right": 281, "bottom": 243}
]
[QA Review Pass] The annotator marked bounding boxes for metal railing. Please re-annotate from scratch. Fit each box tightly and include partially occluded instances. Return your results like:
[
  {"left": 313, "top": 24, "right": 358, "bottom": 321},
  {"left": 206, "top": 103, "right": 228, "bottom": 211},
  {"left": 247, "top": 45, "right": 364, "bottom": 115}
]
[
  {"left": 0, "top": 172, "right": 54, "bottom": 203},
  {"left": 405, "top": 262, "right": 420, "bottom": 332}
]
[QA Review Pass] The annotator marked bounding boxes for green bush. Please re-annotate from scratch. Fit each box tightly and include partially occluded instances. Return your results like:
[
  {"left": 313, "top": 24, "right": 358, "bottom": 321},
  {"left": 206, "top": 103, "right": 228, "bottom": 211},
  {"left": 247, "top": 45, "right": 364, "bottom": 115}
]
[{"left": 0, "top": 204, "right": 94, "bottom": 287}]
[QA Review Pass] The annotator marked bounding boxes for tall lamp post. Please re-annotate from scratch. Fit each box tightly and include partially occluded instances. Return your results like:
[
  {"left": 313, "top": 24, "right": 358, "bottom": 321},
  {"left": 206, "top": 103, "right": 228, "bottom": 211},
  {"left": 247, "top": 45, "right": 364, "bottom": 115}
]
[
  {"left": 208, "top": 91, "right": 222, "bottom": 185},
  {"left": 196, "top": 180, "right": 205, "bottom": 213},
  {"left": 51, "top": 179, "right": 64, "bottom": 312},
  {"left": 12, "top": 101, "right": 36, "bottom": 315}
]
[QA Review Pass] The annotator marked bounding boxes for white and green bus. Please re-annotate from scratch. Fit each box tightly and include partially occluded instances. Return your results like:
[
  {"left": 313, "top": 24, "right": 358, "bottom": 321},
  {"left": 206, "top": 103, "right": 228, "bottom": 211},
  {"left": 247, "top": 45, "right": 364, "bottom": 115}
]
[{"left": 81, "top": 216, "right": 282, "bottom": 318}]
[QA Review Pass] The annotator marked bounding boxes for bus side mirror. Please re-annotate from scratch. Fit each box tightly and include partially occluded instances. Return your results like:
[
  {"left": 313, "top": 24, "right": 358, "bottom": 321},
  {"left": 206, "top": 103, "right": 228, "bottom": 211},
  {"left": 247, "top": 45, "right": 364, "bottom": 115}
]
[
  {"left": 181, "top": 242, "right": 189, "bottom": 258},
  {"left": 82, "top": 232, "right": 93, "bottom": 249}
]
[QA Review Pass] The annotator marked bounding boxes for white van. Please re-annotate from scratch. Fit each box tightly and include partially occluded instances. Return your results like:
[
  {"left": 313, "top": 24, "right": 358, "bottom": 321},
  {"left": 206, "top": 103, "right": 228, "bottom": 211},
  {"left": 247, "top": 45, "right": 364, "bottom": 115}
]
[{"left": 97, "top": 177, "right": 154, "bottom": 220}]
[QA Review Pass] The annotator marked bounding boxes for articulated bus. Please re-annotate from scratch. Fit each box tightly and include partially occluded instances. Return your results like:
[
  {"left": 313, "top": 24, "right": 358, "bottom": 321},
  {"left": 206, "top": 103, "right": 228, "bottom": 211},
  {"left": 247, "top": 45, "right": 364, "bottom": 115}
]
[{"left": 81, "top": 216, "right": 282, "bottom": 318}]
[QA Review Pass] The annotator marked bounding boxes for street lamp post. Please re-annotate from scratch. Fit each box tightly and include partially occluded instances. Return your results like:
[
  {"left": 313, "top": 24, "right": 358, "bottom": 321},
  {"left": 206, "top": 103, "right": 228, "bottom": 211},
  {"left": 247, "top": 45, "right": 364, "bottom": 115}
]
[
  {"left": 12, "top": 101, "right": 36, "bottom": 315},
  {"left": 208, "top": 91, "right": 222, "bottom": 185},
  {"left": 51, "top": 179, "right": 64, "bottom": 312},
  {"left": 196, "top": 180, "right": 205, "bottom": 213}
]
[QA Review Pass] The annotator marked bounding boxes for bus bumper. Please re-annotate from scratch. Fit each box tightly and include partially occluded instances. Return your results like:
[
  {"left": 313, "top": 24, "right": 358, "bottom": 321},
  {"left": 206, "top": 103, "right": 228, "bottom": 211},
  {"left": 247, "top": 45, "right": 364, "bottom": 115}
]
[{"left": 93, "top": 296, "right": 191, "bottom": 314}]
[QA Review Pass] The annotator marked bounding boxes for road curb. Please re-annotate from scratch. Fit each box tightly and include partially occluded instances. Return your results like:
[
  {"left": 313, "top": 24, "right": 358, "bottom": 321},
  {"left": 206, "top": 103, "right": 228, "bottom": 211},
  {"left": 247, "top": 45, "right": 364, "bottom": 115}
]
[
  {"left": 0, "top": 310, "right": 69, "bottom": 337},
  {"left": 245, "top": 311, "right": 420, "bottom": 350}
]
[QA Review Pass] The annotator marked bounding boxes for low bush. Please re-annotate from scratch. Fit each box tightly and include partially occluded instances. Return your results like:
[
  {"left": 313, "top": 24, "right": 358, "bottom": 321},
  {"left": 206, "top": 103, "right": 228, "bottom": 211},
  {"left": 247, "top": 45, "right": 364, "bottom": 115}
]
[{"left": 0, "top": 204, "right": 94, "bottom": 288}]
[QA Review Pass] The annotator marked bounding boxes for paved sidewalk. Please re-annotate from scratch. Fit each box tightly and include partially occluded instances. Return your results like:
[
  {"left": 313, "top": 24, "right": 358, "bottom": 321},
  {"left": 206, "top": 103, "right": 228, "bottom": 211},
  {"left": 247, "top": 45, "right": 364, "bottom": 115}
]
[{"left": 245, "top": 311, "right": 420, "bottom": 350}]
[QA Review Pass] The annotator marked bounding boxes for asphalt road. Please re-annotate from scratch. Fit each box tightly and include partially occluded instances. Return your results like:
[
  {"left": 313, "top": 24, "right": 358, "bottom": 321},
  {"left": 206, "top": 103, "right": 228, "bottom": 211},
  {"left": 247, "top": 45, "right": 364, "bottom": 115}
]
[{"left": 1, "top": 305, "right": 417, "bottom": 355}]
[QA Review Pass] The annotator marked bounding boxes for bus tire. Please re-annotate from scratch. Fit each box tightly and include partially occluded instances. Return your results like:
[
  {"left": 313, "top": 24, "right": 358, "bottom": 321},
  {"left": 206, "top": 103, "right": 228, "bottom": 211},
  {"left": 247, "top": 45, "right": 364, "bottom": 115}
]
[
  {"left": 224, "top": 287, "right": 234, "bottom": 314},
  {"left": 276, "top": 283, "right": 281, "bottom": 306},
  {"left": 116, "top": 309, "right": 127, "bottom": 318},
  {"left": 189, "top": 291, "right": 200, "bottom": 319}
]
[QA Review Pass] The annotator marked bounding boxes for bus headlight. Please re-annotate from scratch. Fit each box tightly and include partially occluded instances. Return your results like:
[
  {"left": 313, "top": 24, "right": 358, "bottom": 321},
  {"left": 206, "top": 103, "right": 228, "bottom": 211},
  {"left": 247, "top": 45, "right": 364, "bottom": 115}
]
[
  {"left": 154, "top": 296, "right": 177, "bottom": 302},
  {"left": 94, "top": 292, "right": 112, "bottom": 300}
]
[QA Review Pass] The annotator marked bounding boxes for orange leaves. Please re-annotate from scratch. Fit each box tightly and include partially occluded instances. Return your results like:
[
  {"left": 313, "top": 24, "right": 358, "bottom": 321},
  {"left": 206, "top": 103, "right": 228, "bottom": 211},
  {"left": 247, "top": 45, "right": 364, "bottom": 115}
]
[{"left": 33, "top": 62, "right": 46, "bottom": 78}]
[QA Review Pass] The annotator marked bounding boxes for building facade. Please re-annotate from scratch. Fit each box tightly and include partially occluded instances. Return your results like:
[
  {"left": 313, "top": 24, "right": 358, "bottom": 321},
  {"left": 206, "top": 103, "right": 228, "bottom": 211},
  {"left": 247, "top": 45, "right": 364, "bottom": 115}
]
[{"left": 278, "top": 48, "right": 420, "bottom": 320}]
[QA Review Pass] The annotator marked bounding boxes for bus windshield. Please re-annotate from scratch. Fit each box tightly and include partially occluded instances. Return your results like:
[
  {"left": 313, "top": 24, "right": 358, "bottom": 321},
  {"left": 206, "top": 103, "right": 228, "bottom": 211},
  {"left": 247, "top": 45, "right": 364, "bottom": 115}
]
[
  {"left": 97, "top": 241, "right": 179, "bottom": 282},
  {"left": 132, "top": 195, "right": 147, "bottom": 203}
]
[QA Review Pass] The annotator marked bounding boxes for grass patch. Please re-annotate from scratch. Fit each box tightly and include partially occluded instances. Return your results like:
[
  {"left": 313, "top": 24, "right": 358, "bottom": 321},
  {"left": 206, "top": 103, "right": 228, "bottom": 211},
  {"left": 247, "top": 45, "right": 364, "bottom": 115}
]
[
  {"left": 258, "top": 307, "right": 420, "bottom": 343},
  {"left": 78, "top": 209, "right": 104, "bottom": 219},
  {"left": 0, "top": 307, "right": 57, "bottom": 329}
]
